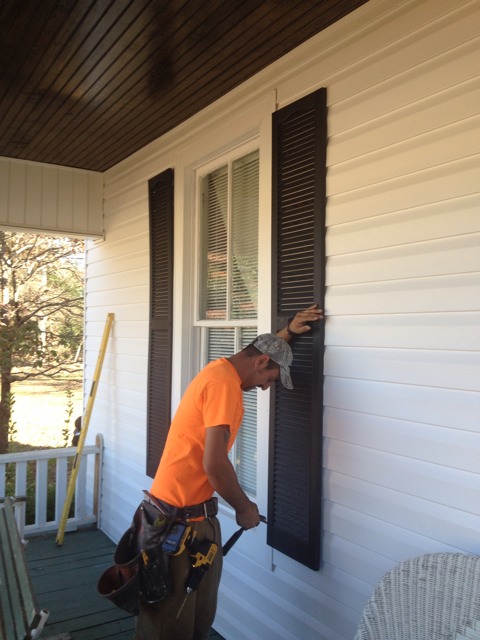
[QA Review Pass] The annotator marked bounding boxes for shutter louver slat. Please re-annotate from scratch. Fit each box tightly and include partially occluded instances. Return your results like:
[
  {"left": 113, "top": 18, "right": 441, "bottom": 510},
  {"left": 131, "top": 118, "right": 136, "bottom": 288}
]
[
  {"left": 269, "top": 88, "right": 326, "bottom": 570},
  {"left": 146, "top": 169, "right": 174, "bottom": 478}
]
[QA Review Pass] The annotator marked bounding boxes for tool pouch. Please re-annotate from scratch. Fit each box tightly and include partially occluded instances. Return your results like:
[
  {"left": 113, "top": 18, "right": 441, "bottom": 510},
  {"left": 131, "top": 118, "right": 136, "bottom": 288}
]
[
  {"left": 98, "top": 526, "right": 141, "bottom": 615},
  {"left": 97, "top": 500, "right": 173, "bottom": 614}
]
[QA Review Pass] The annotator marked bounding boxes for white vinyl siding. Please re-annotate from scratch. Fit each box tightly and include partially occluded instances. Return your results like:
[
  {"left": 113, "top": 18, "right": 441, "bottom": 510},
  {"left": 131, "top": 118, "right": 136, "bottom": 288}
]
[
  {"left": 0, "top": 156, "right": 103, "bottom": 237},
  {"left": 218, "top": 1, "right": 480, "bottom": 638},
  {"left": 82, "top": 1, "right": 480, "bottom": 638}
]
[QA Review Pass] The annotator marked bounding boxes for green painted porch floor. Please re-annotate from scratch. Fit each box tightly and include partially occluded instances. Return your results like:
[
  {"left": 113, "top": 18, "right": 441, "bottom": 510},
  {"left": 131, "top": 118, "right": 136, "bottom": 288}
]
[{"left": 25, "top": 527, "right": 225, "bottom": 639}]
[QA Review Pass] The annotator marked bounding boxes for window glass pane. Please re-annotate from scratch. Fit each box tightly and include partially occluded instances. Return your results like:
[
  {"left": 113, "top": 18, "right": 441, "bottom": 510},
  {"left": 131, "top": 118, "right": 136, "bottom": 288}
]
[
  {"left": 207, "top": 327, "right": 235, "bottom": 360},
  {"left": 201, "top": 166, "right": 228, "bottom": 320},
  {"left": 206, "top": 326, "right": 258, "bottom": 497},
  {"left": 237, "top": 327, "right": 258, "bottom": 494},
  {"left": 198, "top": 148, "right": 259, "bottom": 496},
  {"left": 231, "top": 151, "right": 259, "bottom": 319}
]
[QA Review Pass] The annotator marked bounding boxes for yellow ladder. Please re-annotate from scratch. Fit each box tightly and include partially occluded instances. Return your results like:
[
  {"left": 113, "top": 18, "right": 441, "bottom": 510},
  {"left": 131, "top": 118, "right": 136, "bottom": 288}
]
[{"left": 56, "top": 313, "right": 114, "bottom": 545}]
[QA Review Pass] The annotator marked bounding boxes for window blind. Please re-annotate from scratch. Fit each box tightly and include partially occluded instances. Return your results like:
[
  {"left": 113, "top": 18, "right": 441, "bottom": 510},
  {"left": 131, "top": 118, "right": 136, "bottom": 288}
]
[
  {"left": 200, "top": 151, "right": 259, "bottom": 321},
  {"left": 206, "top": 326, "right": 258, "bottom": 496},
  {"left": 231, "top": 151, "right": 259, "bottom": 320},
  {"left": 201, "top": 166, "right": 228, "bottom": 320}
]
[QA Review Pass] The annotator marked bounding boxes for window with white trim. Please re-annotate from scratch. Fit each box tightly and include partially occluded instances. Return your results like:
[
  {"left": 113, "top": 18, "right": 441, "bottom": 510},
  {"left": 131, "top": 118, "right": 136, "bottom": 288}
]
[{"left": 196, "top": 147, "right": 259, "bottom": 496}]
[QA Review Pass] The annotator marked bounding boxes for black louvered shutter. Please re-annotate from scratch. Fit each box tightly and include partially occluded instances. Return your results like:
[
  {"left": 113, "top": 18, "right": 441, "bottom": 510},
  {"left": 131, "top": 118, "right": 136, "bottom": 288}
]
[
  {"left": 146, "top": 169, "right": 174, "bottom": 478},
  {"left": 268, "top": 88, "right": 326, "bottom": 570}
]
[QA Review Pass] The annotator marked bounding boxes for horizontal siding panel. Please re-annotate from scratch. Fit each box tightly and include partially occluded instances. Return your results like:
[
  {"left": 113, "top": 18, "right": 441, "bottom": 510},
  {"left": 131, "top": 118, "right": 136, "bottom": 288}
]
[
  {"left": 323, "top": 501, "right": 460, "bottom": 568},
  {"left": 95, "top": 320, "right": 148, "bottom": 341},
  {"left": 220, "top": 561, "right": 355, "bottom": 640},
  {"left": 103, "top": 184, "right": 147, "bottom": 215},
  {"left": 326, "top": 312, "right": 480, "bottom": 351},
  {"left": 325, "top": 470, "right": 480, "bottom": 552},
  {"left": 85, "top": 351, "right": 148, "bottom": 375},
  {"left": 327, "top": 234, "right": 480, "bottom": 284},
  {"left": 91, "top": 402, "right": 146, "bottom": 442},
  {"left": 102, "top": 425, "right": 147, "bottom": 462},
  {"left": 330, "top": 76, "right": 480, "bottom": 165},
  {"left": 325, "top": 439, "right": 480, "bottom": 513},
  {"left": 322, "top": 529, "right": 395, "bottom": 586},
  {"left": 325, "top": 346, "right": 479, "bottom": 391},
  {"left": 85, "top": 305, "right": 149, "bottom": 326},
  {"left": 330, "top": 32, "right": 480, "bottom": 134},
  {"left": 87, "top": 231, "right": 148, "bottom": 264},
  {"left": 330, "top": 117, "right": 480, "bottom": 193},
  {"left": 324, "top": 377, "right": 479, "bottom": 432},
  {"left": 326, "top": 272, "right": 480, "bottom": 314},
  {"left": 271, "top": 545, "right": 372, "bottom": 612},
  {"left": 87, "top": 251, "right": 148, "bottom": 279},
  {"left": 328, "top": 156, "right": 479, "bottom": 223},
  {"left": 279, "top": 0, "right": 473, "bottom": 116},
  {"left": 324, "top": 407, "right": 480, "bottom": 474},
  {"left": 102, "top": 184, "right": 147, "bottom": 209},
  {"left": 327, "top": 195, "right": 480, "bottom": 251},
  {"left": 86, "top": 284, "right": 148, "bottom": 308},
  {"left": 94, "top": 386, "right": 146, "bottom": 415},
  {"left": 100, "top": 211, "right": 147, "bottom": 239},
  {"left": 89, "top": 360, "right": 147, "bottom": 384},
  {"left": 87, "top": 267, "right": 148, "bottom": 293}
]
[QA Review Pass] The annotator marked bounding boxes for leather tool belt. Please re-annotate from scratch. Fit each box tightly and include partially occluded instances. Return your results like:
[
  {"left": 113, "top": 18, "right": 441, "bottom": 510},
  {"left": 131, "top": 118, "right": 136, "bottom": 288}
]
[{"left": 143, "top": 490, "right": 218, "bottom": 521}]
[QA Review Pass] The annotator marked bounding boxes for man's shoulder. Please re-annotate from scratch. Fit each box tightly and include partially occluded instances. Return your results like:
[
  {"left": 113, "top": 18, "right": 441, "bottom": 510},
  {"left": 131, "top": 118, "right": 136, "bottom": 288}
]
[
  {"left": 201, "top": 357, "right": 235, "bottom": 379},
  {"left": 190, "top": 358, "right": 238, "bottom": 388}
]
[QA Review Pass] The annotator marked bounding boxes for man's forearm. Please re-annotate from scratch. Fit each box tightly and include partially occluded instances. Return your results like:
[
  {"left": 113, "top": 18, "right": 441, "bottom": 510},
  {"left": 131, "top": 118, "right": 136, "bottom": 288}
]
[
  {"left": 206, "top": 456, "right": 250, "bottom": 512},
  {"left": 204, "top": 445, "right": 259, "bottom": 528}
]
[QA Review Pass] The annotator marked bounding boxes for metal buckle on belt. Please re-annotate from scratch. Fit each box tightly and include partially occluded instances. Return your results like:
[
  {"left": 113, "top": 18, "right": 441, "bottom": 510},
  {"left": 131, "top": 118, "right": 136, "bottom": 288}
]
[{"left": 203, "top": 502, "right": 209, "bottom": 519}]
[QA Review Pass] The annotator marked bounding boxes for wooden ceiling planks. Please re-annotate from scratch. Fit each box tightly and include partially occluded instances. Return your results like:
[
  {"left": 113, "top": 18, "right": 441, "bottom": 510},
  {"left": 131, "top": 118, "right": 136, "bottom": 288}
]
[{"left": 0, "top": 0, "right": 367, "bottom": 171}]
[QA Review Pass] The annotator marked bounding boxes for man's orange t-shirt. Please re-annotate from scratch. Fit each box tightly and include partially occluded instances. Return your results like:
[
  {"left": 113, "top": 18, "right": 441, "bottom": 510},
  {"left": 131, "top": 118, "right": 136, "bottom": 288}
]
[{"left": 150, "top": 358, "right": 245, "bottom": 508}]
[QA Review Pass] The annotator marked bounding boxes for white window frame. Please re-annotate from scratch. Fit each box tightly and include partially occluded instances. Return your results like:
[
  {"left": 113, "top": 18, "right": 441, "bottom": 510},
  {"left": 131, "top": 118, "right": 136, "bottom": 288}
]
[
  {"left": 182, "top": 118, "right": 274, "bottom": 569},
  {"left": 193, "top": 140, "right": 260, "bottom": 497}
]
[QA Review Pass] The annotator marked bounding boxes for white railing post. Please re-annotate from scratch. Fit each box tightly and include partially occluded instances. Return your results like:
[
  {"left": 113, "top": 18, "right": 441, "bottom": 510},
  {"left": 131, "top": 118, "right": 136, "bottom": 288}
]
[
  {"left": 35, "top": 458, "right": 49, "bottom": 528},
  {"left": 0, "top": 463, "right": 5, "bottom": 496},
  {"left": 0, "top": 435, "right": 103, "bottom": 537},
  {"left": 55, "top": 457, "right": 68, "bottom": 521},
  {"left": 16, "top": 461, "right": 27, "bottom": 498}
]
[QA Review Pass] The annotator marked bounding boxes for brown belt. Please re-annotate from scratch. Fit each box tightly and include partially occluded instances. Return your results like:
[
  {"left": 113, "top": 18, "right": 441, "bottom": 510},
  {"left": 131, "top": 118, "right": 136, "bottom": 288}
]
[{"left": 143, "top": 490, "right": 218, "bottom": 521}]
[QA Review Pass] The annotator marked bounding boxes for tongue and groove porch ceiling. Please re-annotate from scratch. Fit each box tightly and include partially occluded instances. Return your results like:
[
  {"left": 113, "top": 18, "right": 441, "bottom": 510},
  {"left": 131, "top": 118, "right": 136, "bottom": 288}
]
[{"left": 0, "top": 0, "right": 366, "bottom": 172}]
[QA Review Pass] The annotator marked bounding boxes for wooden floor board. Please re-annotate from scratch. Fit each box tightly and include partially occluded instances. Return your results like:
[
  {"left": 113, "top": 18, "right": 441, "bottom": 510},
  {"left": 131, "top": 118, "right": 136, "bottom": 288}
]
[{"left": 25, "top": 527, "right": 225, "bottom": 639}]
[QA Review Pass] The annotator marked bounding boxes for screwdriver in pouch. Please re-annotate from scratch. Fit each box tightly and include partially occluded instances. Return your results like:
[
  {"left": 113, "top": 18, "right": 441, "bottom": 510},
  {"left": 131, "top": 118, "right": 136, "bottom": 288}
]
[{"left": 176, "top": 538, "right": 218, "bottom": 619}]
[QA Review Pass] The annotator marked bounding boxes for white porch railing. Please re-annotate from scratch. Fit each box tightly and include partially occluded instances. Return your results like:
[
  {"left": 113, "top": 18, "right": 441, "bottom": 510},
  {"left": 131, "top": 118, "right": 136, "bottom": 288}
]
[{"left": 0, "top": 434, "right": 103, "bottom": 538}]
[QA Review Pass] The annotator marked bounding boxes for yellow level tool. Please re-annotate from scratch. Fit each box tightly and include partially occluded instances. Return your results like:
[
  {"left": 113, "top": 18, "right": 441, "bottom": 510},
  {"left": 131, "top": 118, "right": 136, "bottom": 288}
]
[{"left": 56, "top": 313, "right": 114, "bottom": 545}]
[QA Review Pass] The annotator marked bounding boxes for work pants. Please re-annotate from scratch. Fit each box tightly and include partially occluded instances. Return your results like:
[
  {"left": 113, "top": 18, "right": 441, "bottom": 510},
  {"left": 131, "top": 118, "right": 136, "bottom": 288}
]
[{"left": 135, "top": 517, "right": 222, "bottom": 640}]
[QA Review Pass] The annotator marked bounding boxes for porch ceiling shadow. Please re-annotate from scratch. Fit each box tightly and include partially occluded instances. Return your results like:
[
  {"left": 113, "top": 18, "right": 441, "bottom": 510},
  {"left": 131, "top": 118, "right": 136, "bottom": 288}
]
[{"left": 0, "top": 0, "right": 366, "bottom": 172}]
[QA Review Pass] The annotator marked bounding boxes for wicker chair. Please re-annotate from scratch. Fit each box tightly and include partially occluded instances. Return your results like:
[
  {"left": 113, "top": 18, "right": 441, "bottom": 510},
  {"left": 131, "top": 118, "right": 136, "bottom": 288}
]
[{"left": 353, "top": 552, "right": 480, "bottom": 640}]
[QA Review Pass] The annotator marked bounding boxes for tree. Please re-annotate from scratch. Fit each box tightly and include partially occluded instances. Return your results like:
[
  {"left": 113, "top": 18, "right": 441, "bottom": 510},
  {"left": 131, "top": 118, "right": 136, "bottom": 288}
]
[{"left": 0, "top": 232, "right": 84, "bottom": 454}]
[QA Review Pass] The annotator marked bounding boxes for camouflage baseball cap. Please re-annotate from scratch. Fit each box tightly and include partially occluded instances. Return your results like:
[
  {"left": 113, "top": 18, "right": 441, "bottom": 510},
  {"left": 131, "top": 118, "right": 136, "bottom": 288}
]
[{"left": 253, "top": 333, "right": 293, "bottom": 389}]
